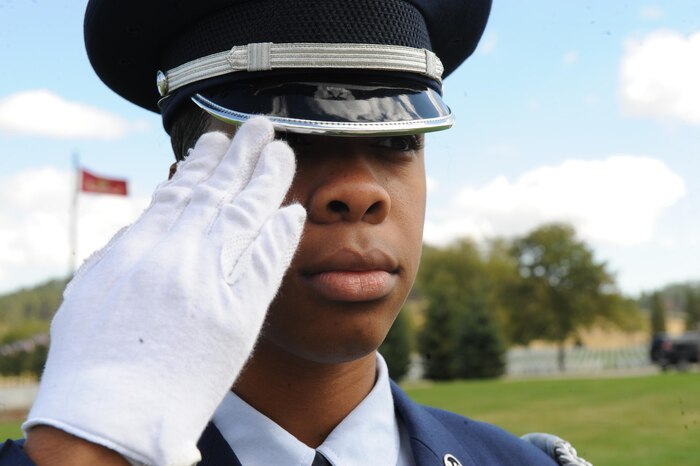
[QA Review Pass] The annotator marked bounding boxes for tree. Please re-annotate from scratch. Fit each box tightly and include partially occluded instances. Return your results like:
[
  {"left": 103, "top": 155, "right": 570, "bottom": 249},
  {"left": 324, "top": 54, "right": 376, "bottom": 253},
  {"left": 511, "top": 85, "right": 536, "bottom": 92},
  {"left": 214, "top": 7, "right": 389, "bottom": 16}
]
[
  {"left": 649, "top": 291, "right": 666, "bottom": 335},
  {"left": 417, "top": 241, "right": 506, "bottom": 380},
  {"left": 505, "top": 224, "right": 624, "bottom": 371},
  {"left": 379, "top": 308, "right": 412, "bottom": 381},
  {"left": 418, "top": 294, "right": 459, "bottom": 379},
  {"left": 637, "top": 282, "right": 700, "bottom": 324},
  {"left": 452, "top": 306, "right": 506, "bottom": 379},
  {"left": 0, "top": 333, "right": 49, "bottom": 377},
  {"left": 685, "top": 288, "right": 700, "bottom": 331}
]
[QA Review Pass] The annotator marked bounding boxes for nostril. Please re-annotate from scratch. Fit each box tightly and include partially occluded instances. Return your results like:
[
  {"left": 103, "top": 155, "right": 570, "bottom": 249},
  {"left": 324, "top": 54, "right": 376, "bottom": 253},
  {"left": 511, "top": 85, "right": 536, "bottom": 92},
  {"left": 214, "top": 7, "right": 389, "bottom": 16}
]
[
  {"left": 366, "top": 201, "right": 382, "bottom": 215},
  {"left": 328, "top": 200, "right": 348, "bottom": 213}
]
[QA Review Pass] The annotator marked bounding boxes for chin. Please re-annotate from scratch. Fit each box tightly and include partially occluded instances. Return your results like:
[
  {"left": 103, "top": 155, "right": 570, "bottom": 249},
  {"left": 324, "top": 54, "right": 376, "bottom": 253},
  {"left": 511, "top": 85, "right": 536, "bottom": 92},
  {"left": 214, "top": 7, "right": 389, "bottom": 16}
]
[
  {"left": 260, "top": 296, "right": 401, "bottom": 365},
  {"left": 297, "top": 344, "right": 380, "bottom": 365}
]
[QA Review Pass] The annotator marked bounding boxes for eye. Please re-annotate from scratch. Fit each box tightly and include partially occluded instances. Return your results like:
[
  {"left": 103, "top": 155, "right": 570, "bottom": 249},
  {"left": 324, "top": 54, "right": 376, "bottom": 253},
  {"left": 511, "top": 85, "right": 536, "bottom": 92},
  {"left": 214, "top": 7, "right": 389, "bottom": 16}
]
[{"left": 374, "top": 135, "right": 423, "bottom": 152}]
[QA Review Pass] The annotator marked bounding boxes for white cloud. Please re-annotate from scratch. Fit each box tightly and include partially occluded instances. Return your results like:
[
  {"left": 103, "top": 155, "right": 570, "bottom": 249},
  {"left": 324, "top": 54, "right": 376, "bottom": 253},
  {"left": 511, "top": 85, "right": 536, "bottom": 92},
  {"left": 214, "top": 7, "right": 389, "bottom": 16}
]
[
  {"left": 426, "top": 176, "right": 437, "bottom": 193},
  {"left": 563, "top": 51, "right": 578, "bottom": 66},
  {"left": 620, "top": 30, "right": 700, "bottom": 125},
  {"left": 424, "top": 155, "right": 686, "bottom": 247},
  {"left": 640, "top": 6, "right": 663, "bottom": 20},
  {"left": 0, "top": 90, "right": 149, "bottom": 139},
  {"left": 0, "top": 167, "right": 150, "bottom": 292}
]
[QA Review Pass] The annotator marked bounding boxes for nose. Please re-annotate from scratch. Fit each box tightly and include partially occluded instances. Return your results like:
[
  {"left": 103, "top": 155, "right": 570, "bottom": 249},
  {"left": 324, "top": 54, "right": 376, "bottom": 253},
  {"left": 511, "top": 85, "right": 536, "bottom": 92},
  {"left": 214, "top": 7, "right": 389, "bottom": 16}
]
[{"left": 307, "top": 160, "right": 391, "bottom": 224}]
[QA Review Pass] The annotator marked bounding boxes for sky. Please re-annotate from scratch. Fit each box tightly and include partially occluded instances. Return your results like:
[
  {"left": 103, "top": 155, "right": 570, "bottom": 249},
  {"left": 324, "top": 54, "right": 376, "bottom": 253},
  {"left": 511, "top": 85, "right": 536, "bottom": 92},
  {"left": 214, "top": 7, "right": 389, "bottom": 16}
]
[{"left": 0, "top": 1, "right": 699, "bottom": 296}]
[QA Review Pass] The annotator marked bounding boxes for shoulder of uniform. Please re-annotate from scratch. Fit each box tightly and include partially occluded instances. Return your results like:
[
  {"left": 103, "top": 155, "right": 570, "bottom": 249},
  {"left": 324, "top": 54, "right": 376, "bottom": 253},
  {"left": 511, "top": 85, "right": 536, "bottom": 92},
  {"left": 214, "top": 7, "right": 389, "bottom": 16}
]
[
  {"left": 521, "top": 433, "right": 593, "bottom": 466},
  {"left": 0, "top": 439, "right": 36, "bottom": 466},
  {"left": 421, "top": 407, "right": 559, "bottom": 464}
]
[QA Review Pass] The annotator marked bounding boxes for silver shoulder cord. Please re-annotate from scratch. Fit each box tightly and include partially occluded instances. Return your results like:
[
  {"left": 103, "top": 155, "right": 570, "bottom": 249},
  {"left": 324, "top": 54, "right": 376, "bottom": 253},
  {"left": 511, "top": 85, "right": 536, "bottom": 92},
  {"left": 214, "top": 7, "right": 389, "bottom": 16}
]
[{"left": 521, "top": 433, "right": 593, "bottom": 466}]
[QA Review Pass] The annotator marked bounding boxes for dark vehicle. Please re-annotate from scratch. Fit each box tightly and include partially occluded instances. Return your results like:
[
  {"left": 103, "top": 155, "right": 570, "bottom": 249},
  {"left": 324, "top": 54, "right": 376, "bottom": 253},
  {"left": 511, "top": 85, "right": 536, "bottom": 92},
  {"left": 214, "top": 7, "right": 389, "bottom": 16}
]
[{"left": 651, "top": 332, "right": 700, "bottom": 370}]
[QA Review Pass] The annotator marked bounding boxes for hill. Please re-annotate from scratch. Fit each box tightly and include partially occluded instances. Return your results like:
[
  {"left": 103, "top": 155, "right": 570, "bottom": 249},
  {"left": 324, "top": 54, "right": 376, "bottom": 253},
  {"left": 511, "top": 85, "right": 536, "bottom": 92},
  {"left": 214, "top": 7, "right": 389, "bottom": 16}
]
[{"left": 0, "top": 278, "right": 68, "bottom": 341}]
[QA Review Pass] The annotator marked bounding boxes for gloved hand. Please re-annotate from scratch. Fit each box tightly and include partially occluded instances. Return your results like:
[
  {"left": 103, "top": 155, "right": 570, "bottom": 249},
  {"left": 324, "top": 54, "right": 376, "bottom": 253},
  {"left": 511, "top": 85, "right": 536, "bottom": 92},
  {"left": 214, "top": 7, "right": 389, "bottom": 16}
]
[{"left": 23, "top": 117, "right": 306, "bottom": 466}]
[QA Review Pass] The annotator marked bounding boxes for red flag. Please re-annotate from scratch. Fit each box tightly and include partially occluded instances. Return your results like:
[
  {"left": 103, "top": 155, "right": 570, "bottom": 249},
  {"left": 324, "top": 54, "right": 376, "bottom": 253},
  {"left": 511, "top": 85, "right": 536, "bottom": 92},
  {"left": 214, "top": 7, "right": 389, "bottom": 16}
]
[{"left": 80, "top": 168, "right": 128, "bottom": 196}]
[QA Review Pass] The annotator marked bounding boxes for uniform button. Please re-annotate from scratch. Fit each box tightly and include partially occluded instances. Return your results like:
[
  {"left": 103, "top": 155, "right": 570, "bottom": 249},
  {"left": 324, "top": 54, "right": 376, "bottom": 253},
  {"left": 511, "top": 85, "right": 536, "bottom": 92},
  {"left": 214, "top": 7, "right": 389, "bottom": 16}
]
[
  {"left": 443, "top": 453, "right": 462, "bottom": 466},
  {"left": 156, "top": 70, "right": 168, "bottom": 96}
]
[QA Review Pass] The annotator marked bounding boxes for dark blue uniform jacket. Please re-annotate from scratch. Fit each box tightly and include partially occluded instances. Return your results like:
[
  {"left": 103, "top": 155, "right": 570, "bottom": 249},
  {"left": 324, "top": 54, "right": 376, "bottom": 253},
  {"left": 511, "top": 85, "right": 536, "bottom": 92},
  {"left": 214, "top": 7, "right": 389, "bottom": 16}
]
[{"left": 0, "top": 382, "right": 555, "bottom": 465}]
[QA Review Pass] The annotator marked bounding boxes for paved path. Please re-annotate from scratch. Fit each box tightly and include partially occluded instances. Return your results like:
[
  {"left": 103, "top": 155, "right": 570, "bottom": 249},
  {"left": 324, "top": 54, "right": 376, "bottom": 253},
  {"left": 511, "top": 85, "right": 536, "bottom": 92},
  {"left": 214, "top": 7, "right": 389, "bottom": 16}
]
[{"left": 0, "top": 383, "right": 38, "bottom": 411}]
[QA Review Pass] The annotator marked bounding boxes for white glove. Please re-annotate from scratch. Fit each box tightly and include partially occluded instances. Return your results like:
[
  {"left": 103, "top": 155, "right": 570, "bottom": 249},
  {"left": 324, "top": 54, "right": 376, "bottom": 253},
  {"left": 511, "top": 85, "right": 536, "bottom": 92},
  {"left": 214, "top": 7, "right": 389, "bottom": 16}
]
[{"left": 23, "top": 117, "right": 306, "bottom": 466}]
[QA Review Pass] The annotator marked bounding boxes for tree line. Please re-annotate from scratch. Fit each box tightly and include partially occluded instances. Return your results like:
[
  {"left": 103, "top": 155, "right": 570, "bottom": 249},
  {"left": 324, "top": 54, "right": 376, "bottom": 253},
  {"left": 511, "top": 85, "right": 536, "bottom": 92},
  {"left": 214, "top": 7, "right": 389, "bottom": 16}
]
[
  {"left": 645, "top": 283, "right": 700, "bottom": 336},
  {"left": 382, "top": 223, "right": 645, "bottom": 380},
  {"left": 0, "top": 278, "right": 67, "bottom": 376},
  {"left": 2, "top": 224, "right": 697, "bottom": 380}
]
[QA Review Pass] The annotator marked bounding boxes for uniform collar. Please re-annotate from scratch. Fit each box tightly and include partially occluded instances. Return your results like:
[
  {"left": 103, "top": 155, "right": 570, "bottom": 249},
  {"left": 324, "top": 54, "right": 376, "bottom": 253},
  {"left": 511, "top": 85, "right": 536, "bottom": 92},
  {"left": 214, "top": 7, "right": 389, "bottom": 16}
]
[
  {"left": 390, "top": 381, "right": 478, "bottom": 466},
  {"left": 211, "top": 353, "right": 400, "bottom": 466}
]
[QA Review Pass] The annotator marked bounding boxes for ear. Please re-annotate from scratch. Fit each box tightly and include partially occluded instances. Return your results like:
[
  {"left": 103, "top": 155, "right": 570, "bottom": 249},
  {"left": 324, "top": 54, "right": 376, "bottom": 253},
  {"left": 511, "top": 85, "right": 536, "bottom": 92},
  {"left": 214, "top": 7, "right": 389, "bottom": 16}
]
[{"left": 168, "top": 162, "right": 178, "bottom": 180}]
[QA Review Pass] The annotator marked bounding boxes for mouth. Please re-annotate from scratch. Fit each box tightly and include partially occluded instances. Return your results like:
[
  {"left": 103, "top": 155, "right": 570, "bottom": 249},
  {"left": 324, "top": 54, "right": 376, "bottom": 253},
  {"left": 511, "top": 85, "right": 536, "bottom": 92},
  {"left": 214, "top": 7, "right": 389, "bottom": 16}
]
[{"left": 300, "top": 249, "right": 399, "bottom": 302}]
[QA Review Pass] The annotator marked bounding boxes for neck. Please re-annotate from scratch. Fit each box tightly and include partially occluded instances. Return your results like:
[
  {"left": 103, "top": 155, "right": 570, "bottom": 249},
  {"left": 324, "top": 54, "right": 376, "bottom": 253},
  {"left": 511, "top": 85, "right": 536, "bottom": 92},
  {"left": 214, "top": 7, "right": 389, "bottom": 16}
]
[{"left": 233, "top": 343, "right": 377, "bottom": 448}]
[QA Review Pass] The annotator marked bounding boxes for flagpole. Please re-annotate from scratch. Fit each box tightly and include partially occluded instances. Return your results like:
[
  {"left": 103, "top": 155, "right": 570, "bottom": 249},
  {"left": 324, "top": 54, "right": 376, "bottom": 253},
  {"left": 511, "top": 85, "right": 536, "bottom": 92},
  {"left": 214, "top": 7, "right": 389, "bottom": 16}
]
[{"left": 69, "top": 153, "right": 80, "bottom": 277}]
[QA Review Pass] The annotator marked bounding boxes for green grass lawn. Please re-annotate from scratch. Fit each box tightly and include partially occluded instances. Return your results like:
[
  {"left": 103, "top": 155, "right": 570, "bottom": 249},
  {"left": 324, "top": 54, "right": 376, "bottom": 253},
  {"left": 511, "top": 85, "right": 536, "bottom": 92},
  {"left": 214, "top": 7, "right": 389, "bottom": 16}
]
[
  {"left": 0, "top": 421, "right": 22, "bottom": 441},
  {"left": 403, "top": 372, "right": 700, "bottom": 466}
]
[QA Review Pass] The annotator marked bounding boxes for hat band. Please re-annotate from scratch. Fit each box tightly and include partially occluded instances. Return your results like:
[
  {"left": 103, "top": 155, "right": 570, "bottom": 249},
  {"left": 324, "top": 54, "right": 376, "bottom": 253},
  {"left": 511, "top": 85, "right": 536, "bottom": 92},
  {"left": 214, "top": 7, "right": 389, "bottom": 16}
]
[{"left": 158, "top": 42, "right": 444, "bottom": 97}]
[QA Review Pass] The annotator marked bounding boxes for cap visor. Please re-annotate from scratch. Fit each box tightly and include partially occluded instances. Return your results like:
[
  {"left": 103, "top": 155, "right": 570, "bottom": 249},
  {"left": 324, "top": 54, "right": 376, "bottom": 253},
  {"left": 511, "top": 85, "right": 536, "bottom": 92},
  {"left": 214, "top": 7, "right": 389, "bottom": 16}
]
[{"left": 190, "top": 78, "right": 453, "bottom": 136}]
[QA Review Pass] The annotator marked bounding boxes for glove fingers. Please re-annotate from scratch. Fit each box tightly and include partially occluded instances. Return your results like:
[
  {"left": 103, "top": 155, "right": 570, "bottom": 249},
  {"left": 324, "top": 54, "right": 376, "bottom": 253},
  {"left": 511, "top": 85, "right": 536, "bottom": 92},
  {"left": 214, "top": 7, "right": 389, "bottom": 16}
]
[
  {"left": 74, "top": 132, "right": 232, "bottom": 280},
  {"left": 62, "top": 225, "right": 131, "bottom": 297},
  {"left": 180, "top": 117, "right": 275, "bottom": 230},
  {"left": 204, "top": 117, "right": 275, "bottom": 195},
  {"left": 139, "top": 132, "right": 231, "bottom": 232},
  {"left": 225, "top": 203, "right": 306, "bottom": 293},
  {"left": 210, "top": 139, "right": 296, "bottom": 241},
  {"left": 154, "top": 132, "right": 231, "bottom": 202}
]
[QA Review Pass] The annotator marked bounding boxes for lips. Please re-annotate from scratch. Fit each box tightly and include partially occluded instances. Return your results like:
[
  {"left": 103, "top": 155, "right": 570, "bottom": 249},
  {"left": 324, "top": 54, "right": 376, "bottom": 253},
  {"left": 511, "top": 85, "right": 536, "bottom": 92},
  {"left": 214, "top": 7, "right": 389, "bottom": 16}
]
[{"left": 299, "top": 249, "right": 399, "bottom": 302}]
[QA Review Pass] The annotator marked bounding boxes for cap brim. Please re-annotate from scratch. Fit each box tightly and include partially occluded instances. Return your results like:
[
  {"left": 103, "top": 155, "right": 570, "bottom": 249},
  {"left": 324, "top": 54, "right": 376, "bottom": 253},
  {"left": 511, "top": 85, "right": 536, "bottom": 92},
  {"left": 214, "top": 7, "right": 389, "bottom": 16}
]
[{"left": 189, "top": 78, "right": 453, "bottom": 136}]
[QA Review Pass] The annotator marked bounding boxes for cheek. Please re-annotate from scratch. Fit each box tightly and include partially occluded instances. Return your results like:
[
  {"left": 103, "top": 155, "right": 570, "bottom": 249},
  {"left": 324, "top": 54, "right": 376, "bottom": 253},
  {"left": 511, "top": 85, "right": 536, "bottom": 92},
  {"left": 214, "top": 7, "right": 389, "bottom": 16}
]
[
  {"left": 391, "top": 166, "right": 426, "bottom": 230},
  {"left": 281, "top": 166, "right": 313, "bottom": 207},
  {"left": 388, "top": 173, "right": 426, "bottom": 276}
]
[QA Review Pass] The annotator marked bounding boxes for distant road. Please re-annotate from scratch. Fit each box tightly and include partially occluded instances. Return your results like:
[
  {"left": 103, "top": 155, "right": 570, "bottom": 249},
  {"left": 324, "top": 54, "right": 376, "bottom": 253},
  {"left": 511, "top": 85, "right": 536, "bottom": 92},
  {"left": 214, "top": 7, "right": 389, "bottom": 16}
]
[{"left": 0, "top": 381, "right": 38, "bottom": 411}]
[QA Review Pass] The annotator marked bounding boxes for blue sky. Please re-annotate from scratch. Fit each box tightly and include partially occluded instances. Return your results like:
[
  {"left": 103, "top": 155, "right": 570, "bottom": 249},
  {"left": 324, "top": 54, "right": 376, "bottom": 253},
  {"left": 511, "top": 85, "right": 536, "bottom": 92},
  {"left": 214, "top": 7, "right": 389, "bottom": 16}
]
[{"left": 1, "top": 1, "right": 699, "bottom": 295}]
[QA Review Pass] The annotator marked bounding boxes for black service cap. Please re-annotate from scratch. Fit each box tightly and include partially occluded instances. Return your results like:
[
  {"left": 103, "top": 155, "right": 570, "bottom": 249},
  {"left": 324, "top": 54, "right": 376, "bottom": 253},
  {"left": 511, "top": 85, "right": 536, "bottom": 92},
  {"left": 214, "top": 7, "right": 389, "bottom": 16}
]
[{"left": 84, "top": 0, "right": 492, "bottom": 135}]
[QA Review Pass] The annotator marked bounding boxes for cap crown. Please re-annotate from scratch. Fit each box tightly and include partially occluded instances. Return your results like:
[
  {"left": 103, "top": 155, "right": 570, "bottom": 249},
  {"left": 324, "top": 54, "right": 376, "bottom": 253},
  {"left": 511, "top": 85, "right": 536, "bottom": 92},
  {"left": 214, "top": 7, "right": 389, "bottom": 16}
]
[{"left": 84, "top": 0, "right": 492, "bottom": 113}]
